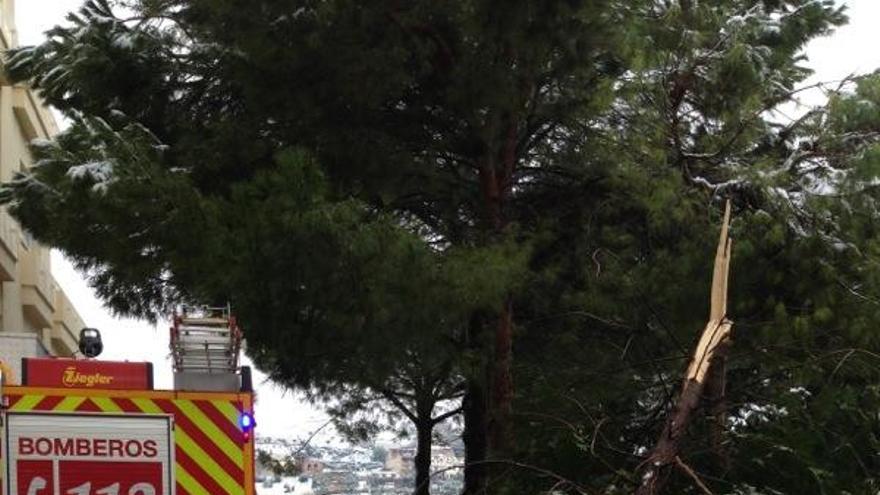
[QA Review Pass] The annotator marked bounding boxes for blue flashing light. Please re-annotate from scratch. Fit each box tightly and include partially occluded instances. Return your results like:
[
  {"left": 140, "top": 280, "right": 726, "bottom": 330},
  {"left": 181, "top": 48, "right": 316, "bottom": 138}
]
[{"left": 239, "top": 412, "right": 255, "bottom": 431}]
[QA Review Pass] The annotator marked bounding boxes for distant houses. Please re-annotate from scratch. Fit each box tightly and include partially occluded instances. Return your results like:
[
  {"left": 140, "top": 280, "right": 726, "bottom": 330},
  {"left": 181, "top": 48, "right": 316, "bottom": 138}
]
[
  {"left": 296, "top": 457, "right": 325, "bottom": 475},
  {"left": 384, "top": 445, "right": 461, "bottom": 478},
  {"left": 256, "top": 437, "right": 463, "bottom": 494}
]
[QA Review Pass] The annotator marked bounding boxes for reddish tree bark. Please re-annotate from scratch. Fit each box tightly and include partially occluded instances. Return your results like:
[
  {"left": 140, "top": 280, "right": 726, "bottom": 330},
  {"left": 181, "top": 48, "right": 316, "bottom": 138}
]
[
  {"left": 465, "top": 120, "right": 519, "bottom": 494},
  {"left": 477, "top": 121, "right": 519, "bottom": 455}
]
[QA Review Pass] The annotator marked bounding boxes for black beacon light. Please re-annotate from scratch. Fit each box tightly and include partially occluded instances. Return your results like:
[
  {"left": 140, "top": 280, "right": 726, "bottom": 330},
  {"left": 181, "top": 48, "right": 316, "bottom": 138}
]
[{"left": 78, "top": 327, "right": 104, "bottom": 358}]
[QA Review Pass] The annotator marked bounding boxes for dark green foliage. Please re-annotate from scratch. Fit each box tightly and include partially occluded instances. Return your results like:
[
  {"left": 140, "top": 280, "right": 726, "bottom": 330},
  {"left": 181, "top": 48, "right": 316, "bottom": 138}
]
[{"left": 8, "top": 0, "right": 880, "bottom": 493}]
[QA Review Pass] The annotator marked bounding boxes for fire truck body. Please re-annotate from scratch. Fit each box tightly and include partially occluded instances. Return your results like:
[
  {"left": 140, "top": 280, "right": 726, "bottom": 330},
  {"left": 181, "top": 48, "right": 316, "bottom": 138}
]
[
  {"left": 2, "top": 307, "right": 256, "bottom": 495},
  {"left": 2, "top": 384, "right": 254, "bottom": 495}
]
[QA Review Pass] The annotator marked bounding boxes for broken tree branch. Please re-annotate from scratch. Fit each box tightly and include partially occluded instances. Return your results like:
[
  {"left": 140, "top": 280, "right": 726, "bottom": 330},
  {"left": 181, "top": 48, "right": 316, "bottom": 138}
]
[{"left": 635, "top": 201, "right": 734, "bottom": 495}]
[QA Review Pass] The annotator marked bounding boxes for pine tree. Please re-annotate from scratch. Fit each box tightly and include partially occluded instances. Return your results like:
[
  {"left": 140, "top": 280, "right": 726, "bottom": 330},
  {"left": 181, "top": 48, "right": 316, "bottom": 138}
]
[
  {"left": 318, "top": 361, "right": 464, "bottom": 495},
  {"left": 8, "top": 1, "right": 880, "bottom": 493}
]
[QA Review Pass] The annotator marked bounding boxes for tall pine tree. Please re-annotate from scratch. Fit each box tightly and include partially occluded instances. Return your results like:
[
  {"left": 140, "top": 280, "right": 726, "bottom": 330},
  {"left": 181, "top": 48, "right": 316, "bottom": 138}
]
[{"left": 8, "top": 1, "right": 880, "bottom": 493}]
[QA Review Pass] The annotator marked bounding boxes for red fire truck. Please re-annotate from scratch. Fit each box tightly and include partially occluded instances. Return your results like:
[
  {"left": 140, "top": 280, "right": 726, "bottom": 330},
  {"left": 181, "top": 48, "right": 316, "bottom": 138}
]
[{"left": 1, "top": 306, "right": 256, "bottom": 495}]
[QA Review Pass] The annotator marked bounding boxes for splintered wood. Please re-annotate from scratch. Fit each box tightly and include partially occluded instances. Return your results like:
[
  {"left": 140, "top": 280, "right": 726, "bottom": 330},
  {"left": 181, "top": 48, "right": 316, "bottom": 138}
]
[
  {"left": 685, "top": 201, "right": 733, "bottom": 384},
  {"left": 635, "top": 201, "right": 734, "bottom": 495}
]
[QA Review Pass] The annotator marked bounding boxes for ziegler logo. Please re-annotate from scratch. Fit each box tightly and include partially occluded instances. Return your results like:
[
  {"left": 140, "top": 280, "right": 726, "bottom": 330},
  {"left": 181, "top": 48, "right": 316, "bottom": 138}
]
[{"left": 62, "top": 366, "right": 115, "bottom": 388}]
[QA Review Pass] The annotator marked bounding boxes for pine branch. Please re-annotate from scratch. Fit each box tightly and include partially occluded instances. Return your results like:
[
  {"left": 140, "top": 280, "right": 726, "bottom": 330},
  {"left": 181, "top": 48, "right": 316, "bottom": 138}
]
[
  {"left": 379, "top": 388, "right": 419, "bottom": 424},
  {"left": 431, "top": 406, "right": 463, "bottom": 425}
]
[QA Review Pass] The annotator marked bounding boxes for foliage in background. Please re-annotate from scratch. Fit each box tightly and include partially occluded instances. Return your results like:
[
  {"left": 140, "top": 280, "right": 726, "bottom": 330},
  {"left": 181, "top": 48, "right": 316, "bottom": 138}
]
[{"left": 7, "top": 0, "right": 880, "bottom": 493}]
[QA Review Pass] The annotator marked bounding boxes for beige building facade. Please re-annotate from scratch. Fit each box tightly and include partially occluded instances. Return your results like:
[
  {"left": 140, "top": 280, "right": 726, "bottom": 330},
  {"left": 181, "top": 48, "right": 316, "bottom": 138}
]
[
  {"left": 385, "top": 445, "right": 461, "bottom": 478},
  {"left": 0, "top": 0, "right": 86, "bottom": 384}
]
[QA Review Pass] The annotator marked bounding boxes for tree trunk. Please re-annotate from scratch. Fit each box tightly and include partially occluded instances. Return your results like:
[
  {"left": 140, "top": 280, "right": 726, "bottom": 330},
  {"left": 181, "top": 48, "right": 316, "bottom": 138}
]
[
  {"left": 471, "top": 122, "right": 519, "bottom": 493},
  {"left": 414, "top": 417, "right": 434, "bottom": 495},
  {"left": 462, "top": 378, "right": 489, "bottom": 494},
  {"left": 489, "top": 298, "right": 514, "bottom": 453}
]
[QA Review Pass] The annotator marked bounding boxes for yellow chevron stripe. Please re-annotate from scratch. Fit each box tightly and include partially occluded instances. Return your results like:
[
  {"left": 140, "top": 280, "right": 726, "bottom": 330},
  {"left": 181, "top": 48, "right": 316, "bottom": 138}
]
[
  {"left": 211, "top": 399, "right": 241, "bottom": 428},
  {"left": 176, "top": 427, "right": 242, "bottom": 495},
  {"left": 176, "top": 399, "right": 243, "bottom": 465},
  {"left": 91, "top": 396, "right": 123, "bottom": 412},
  {"left": 10, "top": 395, "right": 44, "bottom": 411},
  {"left": 131, "top": 397, "right": 164, "bottom": 414},
  {"left": 54, "top": 396, "right": 86, "bottom": 411},
  {"left": 127, "top": 397, "right": 232, "bottom": 494},
  {"left": 176, "top": 464, "right": 210, "bottom": 495}
]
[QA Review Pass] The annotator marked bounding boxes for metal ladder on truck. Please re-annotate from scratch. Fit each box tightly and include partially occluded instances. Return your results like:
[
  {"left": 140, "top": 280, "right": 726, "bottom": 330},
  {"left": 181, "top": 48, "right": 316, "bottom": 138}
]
[{"left": 170, "top": 304, "right": 242, "bottom": 374}]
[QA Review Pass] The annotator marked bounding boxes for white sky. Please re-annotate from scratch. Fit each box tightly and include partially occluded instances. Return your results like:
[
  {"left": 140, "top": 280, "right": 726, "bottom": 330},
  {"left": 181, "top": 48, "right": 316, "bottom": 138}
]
[{"left": 11, "top": 0, "right": 880, "bottom": 439}]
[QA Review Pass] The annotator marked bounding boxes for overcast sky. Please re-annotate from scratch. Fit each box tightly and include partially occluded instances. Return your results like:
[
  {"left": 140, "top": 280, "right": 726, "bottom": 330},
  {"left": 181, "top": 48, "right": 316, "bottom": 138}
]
[{"left": 12, "top": 0, "right": 880, "bottom": 440}]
